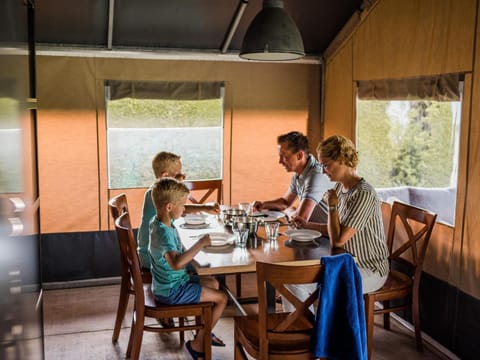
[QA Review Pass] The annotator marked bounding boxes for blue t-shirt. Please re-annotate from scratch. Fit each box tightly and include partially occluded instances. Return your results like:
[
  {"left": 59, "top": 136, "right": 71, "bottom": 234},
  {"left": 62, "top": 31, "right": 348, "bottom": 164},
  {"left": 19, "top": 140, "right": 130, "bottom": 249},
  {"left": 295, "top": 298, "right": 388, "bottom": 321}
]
[
  {"left": 137, "top": 185, "right": 155, "bottom": 269},
  {"left": 148, "top": 218, "right": 190, "bottom": 297}
]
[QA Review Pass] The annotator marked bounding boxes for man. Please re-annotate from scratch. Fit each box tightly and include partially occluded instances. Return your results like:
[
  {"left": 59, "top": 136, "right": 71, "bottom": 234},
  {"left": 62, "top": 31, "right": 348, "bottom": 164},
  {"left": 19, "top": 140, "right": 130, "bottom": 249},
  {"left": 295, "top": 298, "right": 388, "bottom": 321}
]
[{"left": 253, "top": 131, "right": 334, "bottom": 222}]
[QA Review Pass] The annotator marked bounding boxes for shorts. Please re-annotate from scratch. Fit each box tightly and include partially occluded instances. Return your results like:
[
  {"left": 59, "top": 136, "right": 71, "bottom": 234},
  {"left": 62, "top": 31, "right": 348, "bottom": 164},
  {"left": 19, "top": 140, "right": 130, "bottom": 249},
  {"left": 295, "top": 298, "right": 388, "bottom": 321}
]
[
  {"left": 358, "top": 267, "right": 388, "bottom": 294},
  {"left": 154, "top": 275, "right": 202, "bottom": 304}
]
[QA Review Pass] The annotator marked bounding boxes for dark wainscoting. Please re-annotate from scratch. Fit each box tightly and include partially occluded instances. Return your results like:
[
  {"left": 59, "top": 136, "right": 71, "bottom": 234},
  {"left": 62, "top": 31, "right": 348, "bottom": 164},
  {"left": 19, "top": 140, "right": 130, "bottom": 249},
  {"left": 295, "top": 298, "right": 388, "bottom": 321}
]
[
  {"left": 391, "top": 271, "right": 479, "bottom": 360},
  {"left": 41, "top": 229, "right": 136, "bottom": 283}
]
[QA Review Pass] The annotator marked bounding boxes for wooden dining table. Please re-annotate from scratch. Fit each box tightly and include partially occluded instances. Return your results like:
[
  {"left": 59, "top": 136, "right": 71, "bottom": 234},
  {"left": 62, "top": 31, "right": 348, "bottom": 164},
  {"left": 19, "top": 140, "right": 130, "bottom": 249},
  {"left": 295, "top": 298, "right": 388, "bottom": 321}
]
[
  {"left": 176, "top": 213, "right": 333, "bottom": 313},
  {"left": 176, "top": 214, "right": 331, "bottom": 276}
]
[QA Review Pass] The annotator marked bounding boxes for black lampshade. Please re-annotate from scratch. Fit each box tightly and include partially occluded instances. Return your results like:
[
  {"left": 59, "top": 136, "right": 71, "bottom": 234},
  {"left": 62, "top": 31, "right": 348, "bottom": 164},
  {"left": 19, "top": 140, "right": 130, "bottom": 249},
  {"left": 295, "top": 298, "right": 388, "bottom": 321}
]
[{"left": 240, "top": 0, "right": 305, "bottom": 61}]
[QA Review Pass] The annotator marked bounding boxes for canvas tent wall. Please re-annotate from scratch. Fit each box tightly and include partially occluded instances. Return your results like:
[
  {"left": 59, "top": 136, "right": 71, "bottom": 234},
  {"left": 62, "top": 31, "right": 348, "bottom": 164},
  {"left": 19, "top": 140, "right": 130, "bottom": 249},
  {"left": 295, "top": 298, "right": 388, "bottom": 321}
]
[{"left": 323, "top": 0, "right": 480, "bottom": 358}]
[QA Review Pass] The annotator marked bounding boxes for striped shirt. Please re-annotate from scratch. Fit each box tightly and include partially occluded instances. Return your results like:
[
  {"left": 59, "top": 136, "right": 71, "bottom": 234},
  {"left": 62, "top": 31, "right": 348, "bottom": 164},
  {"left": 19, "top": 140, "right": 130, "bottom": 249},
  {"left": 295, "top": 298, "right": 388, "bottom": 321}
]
[{"left": 336, "top": 179, "right": 389, "bottom": 276}]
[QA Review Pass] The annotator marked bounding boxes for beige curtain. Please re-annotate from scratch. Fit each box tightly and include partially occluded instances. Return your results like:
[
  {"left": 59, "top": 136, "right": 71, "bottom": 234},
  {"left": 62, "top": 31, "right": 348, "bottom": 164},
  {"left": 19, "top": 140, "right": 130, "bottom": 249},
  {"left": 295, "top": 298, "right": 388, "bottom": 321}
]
[
  {"left": 357, "top": 73, "right": 463, "bottom": 101},
  {"left": 107, "top": 80, "right": 224, "bottom": 100}
]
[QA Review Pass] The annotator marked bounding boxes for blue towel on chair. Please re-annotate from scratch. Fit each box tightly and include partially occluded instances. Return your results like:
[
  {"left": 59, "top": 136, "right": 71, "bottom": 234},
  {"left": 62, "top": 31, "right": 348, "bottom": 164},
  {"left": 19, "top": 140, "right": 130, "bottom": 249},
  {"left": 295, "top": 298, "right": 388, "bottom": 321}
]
[{"left": 311, "top": 253, "right": 367, "bottom": 360}]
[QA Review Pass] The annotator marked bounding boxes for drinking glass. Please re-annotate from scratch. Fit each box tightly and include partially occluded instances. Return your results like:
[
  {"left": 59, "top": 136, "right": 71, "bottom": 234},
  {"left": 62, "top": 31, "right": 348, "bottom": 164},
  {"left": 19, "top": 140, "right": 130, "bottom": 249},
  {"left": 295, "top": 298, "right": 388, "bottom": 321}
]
[
  {"left": 265, "top": 222, "right": 280, "bottom": 241},
  {"left": 235, "top": 229, "right": 249, "bottom": 248},
  {"left": 238, "top": 202, "right": 252, "bottom": 215}
]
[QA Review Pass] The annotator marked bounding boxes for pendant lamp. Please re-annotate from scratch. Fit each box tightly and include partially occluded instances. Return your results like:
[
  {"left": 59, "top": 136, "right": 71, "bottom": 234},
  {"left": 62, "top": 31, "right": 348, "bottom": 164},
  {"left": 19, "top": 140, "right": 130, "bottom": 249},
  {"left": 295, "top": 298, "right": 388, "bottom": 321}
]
[{"left": 240, "top": 0, "right": 305, "bottom": 61}]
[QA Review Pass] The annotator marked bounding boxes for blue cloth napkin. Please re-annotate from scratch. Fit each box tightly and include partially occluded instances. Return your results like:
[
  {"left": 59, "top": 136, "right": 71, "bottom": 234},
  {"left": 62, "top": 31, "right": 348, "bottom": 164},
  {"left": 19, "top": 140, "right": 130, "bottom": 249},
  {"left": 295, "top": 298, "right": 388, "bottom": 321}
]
[{"left": 311, "top": 253, "right": 367, "bottom": 360}]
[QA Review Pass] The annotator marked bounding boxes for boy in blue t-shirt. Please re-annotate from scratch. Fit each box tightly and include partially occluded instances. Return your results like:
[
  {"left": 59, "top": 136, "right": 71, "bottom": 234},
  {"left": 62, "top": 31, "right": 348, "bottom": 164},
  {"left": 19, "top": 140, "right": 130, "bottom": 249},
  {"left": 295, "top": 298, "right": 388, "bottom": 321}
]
[
  {"left": 149, "top": 177, "right": 227, "bottom": 359},
  {"left": 138, "top": 151, "right": 220, "bottom": 270}
]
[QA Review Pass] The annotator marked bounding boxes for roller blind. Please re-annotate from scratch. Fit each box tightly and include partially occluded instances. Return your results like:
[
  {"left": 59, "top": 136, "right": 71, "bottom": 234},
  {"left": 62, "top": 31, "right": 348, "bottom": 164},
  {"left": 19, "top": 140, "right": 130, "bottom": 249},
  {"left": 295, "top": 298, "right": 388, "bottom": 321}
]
[
  {"left": 106, "top": 80, "right": 223, "bottom": 101},
  {"left": 357, "top": 73, "right": 463, "bottom": 101}
]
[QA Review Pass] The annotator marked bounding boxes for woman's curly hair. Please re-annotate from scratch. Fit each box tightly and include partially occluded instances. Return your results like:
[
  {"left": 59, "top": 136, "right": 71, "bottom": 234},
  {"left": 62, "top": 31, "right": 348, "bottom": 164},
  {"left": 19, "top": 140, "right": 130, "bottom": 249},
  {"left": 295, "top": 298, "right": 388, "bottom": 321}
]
[{"left": 316, "top": 135, "right": 359, "bottom": 168}]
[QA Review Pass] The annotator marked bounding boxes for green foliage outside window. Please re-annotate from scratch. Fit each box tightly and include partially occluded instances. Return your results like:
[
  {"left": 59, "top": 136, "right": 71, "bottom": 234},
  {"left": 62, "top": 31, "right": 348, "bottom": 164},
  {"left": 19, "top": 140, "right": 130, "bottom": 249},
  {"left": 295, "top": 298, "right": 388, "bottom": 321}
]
[
  {"left": 107, "top": 98, "right": 223, "bottom": 189},
  {"left": 357, "top": 100, "right": 460, "bottom": 188},
  {"left": 108, "top": 98, "right": 222, "bottom": 128},
  {"left": 0, "top": 97, "right": 22, "bottom": 193}
]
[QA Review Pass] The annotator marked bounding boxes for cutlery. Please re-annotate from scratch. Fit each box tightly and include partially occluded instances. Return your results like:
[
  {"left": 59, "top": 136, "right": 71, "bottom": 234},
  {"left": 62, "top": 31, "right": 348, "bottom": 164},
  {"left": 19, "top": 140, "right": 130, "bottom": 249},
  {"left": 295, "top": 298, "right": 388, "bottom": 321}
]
[{"left": 251, "top": 213, "right": 269, "bottom": 217}]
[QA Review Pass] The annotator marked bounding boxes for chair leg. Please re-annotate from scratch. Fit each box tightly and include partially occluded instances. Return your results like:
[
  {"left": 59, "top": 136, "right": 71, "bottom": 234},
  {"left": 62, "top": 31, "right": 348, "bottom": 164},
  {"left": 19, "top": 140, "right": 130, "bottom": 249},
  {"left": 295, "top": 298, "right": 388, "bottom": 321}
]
[
  {"left": 364, "top": 295, "right": 375, "bottom": 360},
  {"left": 234, "top": 327, "right": 248, "bottom": 360},
  {"left": 129, "top": 313, "right": 144, "bottom": 360},
  {"left": 204, "top": 325, "right": 212, "bottom": 360},
  {"left": 112, "top": 278, "right": 130, "bottom": 342},
  {"left": 234, "top": 342, "right": 245, "bottom": 359},
  {"left": 412, "top": 298, "right": 424, "bottom": 351},
  {"left": 179, "top": 317, "right": 185, "bottom": 344},
  {"left": 383, "top": 300, "right": 391, "bottom": 330},
  {"left": 126, "top": 313, "right": 135, "bottom": 358},
  {"left": 236, "top": 273, "right": 242, "bottom": 297}
]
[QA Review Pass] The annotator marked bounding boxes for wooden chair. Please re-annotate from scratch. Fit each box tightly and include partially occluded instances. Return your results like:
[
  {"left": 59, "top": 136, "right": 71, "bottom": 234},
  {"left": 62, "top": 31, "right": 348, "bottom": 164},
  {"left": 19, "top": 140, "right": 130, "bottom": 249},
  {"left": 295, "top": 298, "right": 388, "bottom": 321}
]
[
  {"left": 109, "top": 193, "right": 153, "bottom": 343},
  {"left": 364, "top": 201, "right": 437, "bottom": 359},
  {"left": 234, "top": 261, "right": 322, "bottom": 359},
  {"left": 109, "top": 193, "right": 137, "bottom": 343},
  {"left": 115, "top": 212, "right": 214, "bottom": 360},
  {"left": 184, "top": 179, "right": 222, "bottom": 204}
]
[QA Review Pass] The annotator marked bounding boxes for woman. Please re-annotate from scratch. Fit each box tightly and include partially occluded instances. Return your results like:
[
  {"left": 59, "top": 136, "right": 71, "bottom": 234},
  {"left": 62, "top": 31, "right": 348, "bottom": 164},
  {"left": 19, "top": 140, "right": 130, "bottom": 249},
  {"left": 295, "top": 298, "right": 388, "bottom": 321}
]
[{"left": 293, "top": 135, "right": 389, "bottom": 293}]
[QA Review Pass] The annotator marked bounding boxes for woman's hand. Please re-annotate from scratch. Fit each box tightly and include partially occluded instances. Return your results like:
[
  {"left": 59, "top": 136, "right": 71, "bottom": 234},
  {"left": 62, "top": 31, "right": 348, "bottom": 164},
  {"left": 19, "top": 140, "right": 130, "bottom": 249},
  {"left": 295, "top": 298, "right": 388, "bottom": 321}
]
[{"left": 323, "top": 189, "right": 338, "bottom": 207}]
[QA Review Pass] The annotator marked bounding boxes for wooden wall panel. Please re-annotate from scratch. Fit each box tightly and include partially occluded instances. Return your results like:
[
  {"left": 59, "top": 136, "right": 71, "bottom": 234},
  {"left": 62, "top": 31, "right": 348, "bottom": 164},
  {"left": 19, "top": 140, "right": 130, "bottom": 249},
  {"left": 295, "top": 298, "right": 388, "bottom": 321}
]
[
  {"left": 353, "top": 0, "right": 476, "bottom": 80},
  {"left": 324, "top": 40, "right": 355, "bottom": 140}
]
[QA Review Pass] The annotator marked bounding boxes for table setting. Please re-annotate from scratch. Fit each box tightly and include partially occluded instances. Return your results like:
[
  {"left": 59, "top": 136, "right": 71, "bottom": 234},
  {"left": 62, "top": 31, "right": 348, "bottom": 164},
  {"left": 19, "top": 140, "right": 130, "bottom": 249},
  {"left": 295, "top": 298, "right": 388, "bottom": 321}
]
[
  {"left": 282, "top": 229, "right": 326, "bottom": 248},
  {"left": 179, "top": 213, "right": 212, "bottom": 229},
  {"left": 176, "top": 202, "right": 332, "bottom": 276}
]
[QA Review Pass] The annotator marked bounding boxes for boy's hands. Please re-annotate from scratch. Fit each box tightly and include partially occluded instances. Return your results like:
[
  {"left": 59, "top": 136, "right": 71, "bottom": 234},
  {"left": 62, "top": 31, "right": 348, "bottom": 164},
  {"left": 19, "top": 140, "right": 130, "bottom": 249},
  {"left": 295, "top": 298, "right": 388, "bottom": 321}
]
[{"left": 198, "top": 234, "right": 212, "bottom": 247}]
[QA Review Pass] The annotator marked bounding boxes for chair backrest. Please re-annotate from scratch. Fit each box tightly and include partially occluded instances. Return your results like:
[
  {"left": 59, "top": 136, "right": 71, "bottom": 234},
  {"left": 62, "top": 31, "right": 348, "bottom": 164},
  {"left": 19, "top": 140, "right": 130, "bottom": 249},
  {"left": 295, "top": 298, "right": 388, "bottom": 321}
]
[
  {"left": 184, "top": 180, "right": 222, "bottom": 204},
  {"left": 386, "top": 201, "right": 437, "bottom": 286},
  {"left": 109, "top": 193, "right": 131, "bottom": 273},
  {"left": 109, "top": 193, "right": 129, "bottom": 221},
  {"left": 115, "top": 212, "right": 145, "bottom": 307},
  {"left": 256, "top": 261, "right": 323, "bottom": 358}
]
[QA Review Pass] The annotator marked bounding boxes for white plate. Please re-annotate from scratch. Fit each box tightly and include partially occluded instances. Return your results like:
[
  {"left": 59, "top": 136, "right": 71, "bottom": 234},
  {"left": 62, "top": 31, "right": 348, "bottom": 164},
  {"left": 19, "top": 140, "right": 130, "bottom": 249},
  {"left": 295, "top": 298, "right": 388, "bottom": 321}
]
[
  {"left": 207, "top": 232, "right": 235, "bottom": 246},
  {"left": 252, "top": 210, "right": 285, "bottom": 222},
  {"left": 184, "top": 214, "right": 208, "bottom": 225},
  {"left": 285, "top": 229, "right": 322, "bottom": 242},
  {"left": 180, "top": 222, "right": 210, "bottom": 229}
]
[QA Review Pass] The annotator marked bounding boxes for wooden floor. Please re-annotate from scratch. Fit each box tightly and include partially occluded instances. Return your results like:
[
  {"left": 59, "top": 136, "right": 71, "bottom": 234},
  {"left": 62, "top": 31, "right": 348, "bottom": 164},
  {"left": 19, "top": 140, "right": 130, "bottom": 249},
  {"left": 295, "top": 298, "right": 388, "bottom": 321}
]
[{"left": 43, "top": 274, "right": 454, "bottom": 360}]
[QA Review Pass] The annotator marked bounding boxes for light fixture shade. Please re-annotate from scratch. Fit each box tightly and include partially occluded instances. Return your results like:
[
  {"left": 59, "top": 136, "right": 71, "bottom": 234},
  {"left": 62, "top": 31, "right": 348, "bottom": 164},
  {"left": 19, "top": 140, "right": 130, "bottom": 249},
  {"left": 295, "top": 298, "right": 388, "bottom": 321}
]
[{"left": 240, "top": 0, "right": 305, "bottom": 61}]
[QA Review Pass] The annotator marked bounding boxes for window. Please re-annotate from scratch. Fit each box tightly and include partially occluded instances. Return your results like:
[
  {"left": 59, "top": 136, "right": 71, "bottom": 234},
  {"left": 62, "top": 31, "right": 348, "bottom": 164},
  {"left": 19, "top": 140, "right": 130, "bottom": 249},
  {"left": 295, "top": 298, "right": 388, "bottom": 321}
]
[
  {"left": 356, "top": 74, "right": 462, "bottom": 225},
  {"left": 105, "top": 81, "right": 224, "bottom": 189},
  {"left": 357, "top": 99, "right": 461, "bottom": 188},
  {"left": 0, "top": 97, "right": 22, "bottom": 193}
]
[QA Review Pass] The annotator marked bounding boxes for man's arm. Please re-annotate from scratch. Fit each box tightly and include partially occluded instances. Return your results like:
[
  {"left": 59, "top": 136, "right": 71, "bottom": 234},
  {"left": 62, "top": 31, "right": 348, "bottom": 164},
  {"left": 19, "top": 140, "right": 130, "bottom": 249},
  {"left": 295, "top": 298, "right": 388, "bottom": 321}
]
[
  {"left": 253, "top": 190, "right": 297, "bottom": 212},
  {"left": 290, "top": 197, "right": 318, "bottom": 220}
]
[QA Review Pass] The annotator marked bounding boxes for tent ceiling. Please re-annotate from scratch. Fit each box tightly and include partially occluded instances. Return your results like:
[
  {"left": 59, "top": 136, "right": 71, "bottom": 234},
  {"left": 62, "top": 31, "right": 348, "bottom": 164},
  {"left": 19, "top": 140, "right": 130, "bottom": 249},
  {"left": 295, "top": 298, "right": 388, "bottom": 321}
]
[{"left": 2, "top": 0, "right": 363, "bottom": 57}]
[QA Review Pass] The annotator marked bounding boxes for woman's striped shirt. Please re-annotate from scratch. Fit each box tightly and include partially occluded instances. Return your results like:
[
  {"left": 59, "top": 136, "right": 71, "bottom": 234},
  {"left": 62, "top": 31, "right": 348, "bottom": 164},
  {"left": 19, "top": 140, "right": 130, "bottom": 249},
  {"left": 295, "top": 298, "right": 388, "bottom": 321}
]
[{"left": 335, "top": 178, "right": 389, "bottom": 276}]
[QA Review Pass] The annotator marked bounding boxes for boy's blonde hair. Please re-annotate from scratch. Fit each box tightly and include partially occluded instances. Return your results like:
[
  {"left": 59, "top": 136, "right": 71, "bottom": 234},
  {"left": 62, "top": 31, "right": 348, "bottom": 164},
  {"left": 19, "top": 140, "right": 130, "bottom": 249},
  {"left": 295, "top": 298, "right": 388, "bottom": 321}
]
[
  {"left": 151, "top": 177, "right": 190, "bottom": 212},
  {"left": 317, "top": 135, "right": 359, "bottom": 168},
  {"left": 152, "top": 152, "right": 181, "bottom": 179}
]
